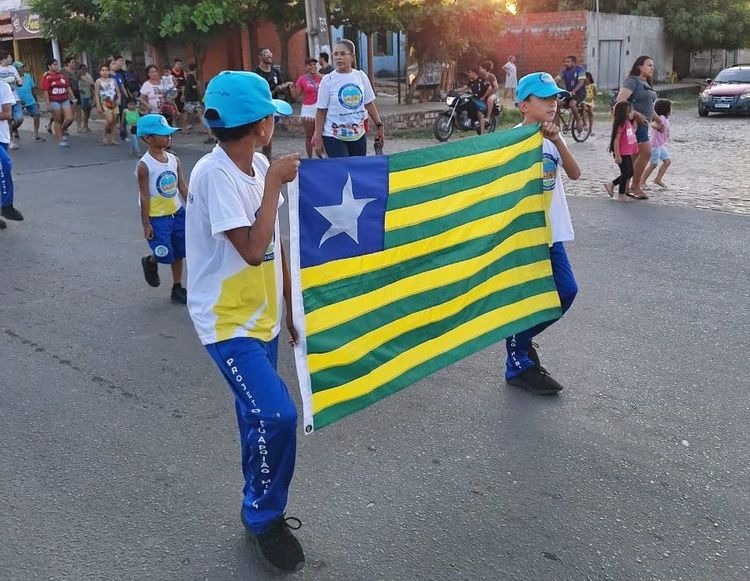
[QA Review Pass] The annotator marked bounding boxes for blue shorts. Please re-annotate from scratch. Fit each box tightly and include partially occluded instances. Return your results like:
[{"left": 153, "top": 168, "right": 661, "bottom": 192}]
[
  {"left": 635, "top": 124, "right": 649, "bottom": 143},
  {"left": 148, "top": 208, "right": 185, "bottom": 264},
  {"left": 649, "top": 146, "right": 670, "bottom": 164},
  {"left": 11, "top": 102, "right": 22, "bottom": 122},
  {"left": 80, "top": 97, "right": 92, "bottom": 113},
  {"left": 23, "top": 103, "right": 40, "bottom": 117},
  {"left": 49, "top": 100, "right": 71, "bottom": 111}
]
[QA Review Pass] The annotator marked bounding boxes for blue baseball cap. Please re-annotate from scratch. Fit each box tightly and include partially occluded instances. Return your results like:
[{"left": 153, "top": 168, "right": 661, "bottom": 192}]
[
  {"left": 204, "top": 71, "right": 293, "bottom": 128},
  {"left": 516, "top": 72, "right": 570, "bottom": 103},
  {"left": 137, "top": 114, "right": 180, "bottom": 137}
]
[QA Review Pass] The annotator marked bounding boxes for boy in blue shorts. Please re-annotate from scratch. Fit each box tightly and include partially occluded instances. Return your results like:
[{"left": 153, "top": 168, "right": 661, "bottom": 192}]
[
  {"left": 505, "top": 72, "right": 581, "bottom": 395},
  {"left": 135, "top": 114, "right": 189, "bottom": 303},
  {"left": 185, "top": 71, "right": 303, "bottom": 572}
]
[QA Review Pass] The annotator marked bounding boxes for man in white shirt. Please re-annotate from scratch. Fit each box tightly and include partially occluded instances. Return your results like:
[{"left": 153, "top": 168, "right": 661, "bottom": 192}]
[{"left": 503, "top": 55, "right": 517, "bottom": 101}]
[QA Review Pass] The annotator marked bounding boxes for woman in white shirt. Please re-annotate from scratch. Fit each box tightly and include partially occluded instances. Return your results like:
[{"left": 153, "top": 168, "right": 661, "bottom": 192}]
[
  {"left": 313, "top": 40, "right": 385, "bottom": 158},
  {"left": 140, "top": 65, "right": 165, "bottom": 114}
]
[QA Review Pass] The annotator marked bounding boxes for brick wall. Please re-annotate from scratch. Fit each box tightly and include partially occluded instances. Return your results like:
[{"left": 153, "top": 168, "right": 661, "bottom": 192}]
[{"left": 495, "top": 10, "right": 588, "bottom": 81}]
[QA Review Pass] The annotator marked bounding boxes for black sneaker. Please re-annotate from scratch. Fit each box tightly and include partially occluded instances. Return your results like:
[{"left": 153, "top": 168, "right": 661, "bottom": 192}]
[
  {"left": 507, "top": 365, "right": 564, "bottom": 395},
  {"left": 1, "top": 205, "right": 23, "bottom": 221},
  {"left": 0, "top": 217, "right": 6, "bottom": 229},
  {"left": 242, "top": 513, "right": 305, "bottom": 572},
  {"left": 141, "top": 255, "right": 160, "bottom": 287},
  {"left": 170, "top": 285, "right": 187, "bottom": 304}
]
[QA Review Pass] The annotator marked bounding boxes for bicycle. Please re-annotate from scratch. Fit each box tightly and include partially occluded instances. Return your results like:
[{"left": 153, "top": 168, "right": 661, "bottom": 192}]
[{"left": 556, "top": 101, "right": 591, "bottom": 142}]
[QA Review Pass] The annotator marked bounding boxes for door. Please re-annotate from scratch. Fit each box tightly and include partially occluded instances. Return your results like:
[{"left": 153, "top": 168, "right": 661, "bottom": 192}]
[{"left": 598, "top": 40, "right": 622, "bottom": 91}]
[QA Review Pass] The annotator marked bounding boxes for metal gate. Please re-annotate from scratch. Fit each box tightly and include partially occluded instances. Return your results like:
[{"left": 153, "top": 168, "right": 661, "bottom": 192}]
[{"left": 598, "top": 40, "right": 622, "bottom": 91}]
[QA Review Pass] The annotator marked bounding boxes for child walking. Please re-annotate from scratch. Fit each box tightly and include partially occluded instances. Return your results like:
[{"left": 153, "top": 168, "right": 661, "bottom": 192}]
[
  {"left": 583, "top": 71, "right": 597, "bottom": 136},
  {"left": 124, "top": 98, "right": 141, "bottom": 156},
  {"left": 641, "top": 98, "right": 672, "bottom": 188},
  {"left": 605, "top": 101, "right": 639, "bottom": 202},
  {"left": 135, "top": 114, "right": 189, "bottom": 304},
  {"left": 505, "top": 72, "right": 580, "bottom": 395},
  {"left": 94, "top": 64, "right": 121, "bottom": 145},
  {"left": 184, "top": 71, "right": 304, "bottom": 572}
]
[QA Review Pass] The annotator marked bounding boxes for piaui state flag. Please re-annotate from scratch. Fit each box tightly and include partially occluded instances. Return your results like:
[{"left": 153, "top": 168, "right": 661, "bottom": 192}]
[{"left": 289, "top": 124, "right": 561, "bottom": 433}]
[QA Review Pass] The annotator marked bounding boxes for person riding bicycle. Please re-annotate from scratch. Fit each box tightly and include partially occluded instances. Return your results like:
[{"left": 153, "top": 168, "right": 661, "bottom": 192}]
[{"left": 555, "top": 56, "right": 586, "bottom": 131}]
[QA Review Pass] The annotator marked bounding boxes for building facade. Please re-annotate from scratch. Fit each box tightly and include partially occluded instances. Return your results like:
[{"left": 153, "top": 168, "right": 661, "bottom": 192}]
[{"left": 494, "top": 10, "right": 673, "bottom": 91}]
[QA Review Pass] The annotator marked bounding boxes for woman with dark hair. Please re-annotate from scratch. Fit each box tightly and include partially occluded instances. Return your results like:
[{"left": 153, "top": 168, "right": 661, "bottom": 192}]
[
  {"left": 614, "top": 55, "right": 663, "bottom": 199},
  {"left": 140, "top": 64, "right": 166, "bottom": 115},
  {"left": 313, "top": 39, "right": 385, "bottom": 158}
]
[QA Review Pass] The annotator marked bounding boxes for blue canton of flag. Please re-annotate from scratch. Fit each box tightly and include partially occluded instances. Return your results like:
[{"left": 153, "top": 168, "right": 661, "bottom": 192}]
[{"left": 298, "top": 156, "right": 389, "bottom": 268}]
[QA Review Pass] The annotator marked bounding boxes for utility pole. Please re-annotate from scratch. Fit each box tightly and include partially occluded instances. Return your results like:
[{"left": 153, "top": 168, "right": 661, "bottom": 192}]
[{"left": 304, "top": 0, "right": 331, "bottom": 59}]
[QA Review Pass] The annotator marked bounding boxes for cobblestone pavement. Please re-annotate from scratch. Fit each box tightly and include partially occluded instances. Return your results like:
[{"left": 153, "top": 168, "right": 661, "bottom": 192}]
[
  {"left": 18, "top": 107, "right": 748, "bottom": 215},
  {"left": 259, "top": 108, "right": 750, "bottom": 216}
]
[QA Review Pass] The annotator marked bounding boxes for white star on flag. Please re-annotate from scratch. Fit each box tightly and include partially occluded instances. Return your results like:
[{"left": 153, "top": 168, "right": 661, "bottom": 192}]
[{"left": 314, "top": 173, "right": 376, "bottom": 248}]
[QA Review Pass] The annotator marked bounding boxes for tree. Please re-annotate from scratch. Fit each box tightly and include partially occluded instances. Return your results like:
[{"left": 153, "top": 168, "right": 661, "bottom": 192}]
[
  {"left": 399, "top": 0, "right": 506, "bottom": 102},
  {"left": 256, "top": 0, "right": 307, "bottom": 78},
  {"left": 31, "top": 0, "right": 258, "bottom": 72}
]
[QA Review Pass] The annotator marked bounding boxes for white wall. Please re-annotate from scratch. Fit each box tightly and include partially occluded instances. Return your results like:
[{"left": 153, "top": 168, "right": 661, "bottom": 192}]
[
  {"left": 585, "top": 12, "right": 673, "bottom": 91},
  {"left": 690, "top": 48, "right": 750, "bottom": 77}
]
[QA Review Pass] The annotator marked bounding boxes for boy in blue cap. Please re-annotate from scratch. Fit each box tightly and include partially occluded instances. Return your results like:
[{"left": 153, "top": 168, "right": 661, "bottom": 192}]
[
  {"left": 184, "top": 71, "right": 303, "bottom": 572},
  {"left": 135, "top": 113, "right": 189, "bottom": 304},
  {"left": 505, "top": 72, "right": 581, "bottom": 395}
]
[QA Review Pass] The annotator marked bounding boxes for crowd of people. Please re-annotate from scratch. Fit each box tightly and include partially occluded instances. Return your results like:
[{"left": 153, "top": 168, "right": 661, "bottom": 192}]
[{"left": 3, "top": 48, "right": 674, "bottom": 573}]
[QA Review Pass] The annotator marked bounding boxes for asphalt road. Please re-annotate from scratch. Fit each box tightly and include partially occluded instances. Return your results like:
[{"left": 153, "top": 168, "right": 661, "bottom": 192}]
[{"left": 1, "top": 130, "right": 748, "bottom": 581}]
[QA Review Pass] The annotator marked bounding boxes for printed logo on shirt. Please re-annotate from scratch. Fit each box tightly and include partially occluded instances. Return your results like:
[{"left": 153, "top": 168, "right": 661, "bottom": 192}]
[
  {"left": 156, "top": 171, "right": 178, "bottom": 198},
  {"left": 154, "top": 245, "right": 169, "bottom": 258},
  {"left": 254, "top": 208, "right": 275, "bottom": 261},
  {"left": 542, "top": 153, "right": 558, "bottom": 191},
  {"left": 337, "top": 83, "right": 363, "bottom": 110}
]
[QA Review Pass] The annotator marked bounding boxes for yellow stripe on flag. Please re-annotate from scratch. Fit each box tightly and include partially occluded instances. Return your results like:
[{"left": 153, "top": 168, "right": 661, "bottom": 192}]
[
  {"left": 311, "top": 291, "right": 561, "bottom": 414},
  {"left": 389, "top": 132, "right": 542, "bottom": 194},
  {"left": 307, "top": 260, "right": 553, "bottom": 374},
  {"left": 385, "top": 163, "right": 542, "bottom": 232},
  {"left": 301, "top": 194, "right": 546, "bottom": 291},
  {"left": 305, "top": 226, "right": 548, "bottom": 335}
]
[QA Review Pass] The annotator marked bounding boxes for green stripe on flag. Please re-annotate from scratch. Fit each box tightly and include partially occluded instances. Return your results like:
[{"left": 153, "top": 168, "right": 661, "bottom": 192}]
[
  {"left": 389, "top": 124, "right": 540, "bottom": 173},
  {"left": 387, "top": 149, "right": 541, "bottom": 211},
  {"left": 310, "top": 276, "right": 558, "bottom": 392},
  {"left": 311, "top": 307, "right": 560, "bottom": 429},
  {"left": 302, "top": 212, "right": 546, "bottom": 313},
  {"left": 385, "top": 180, "right": 543, "bottom": 248},
  {"left": 307, "top": 244, "right": 550, "bottom": 355}
]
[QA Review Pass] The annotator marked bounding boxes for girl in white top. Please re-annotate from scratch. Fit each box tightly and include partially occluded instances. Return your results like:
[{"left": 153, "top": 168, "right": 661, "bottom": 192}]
[
  {"left": 140, "top": 65, "right": 165, "bottom": 114},
  {"left": 313, "top": 39, "right": 385, "bottom": 158}
]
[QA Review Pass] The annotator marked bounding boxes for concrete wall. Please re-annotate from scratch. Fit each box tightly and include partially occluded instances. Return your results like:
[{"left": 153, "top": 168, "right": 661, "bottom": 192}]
[
  {"left": 586, "top": 12, "right": 672, "bottom": 91},
  {"left": 690, "top": 48, "right": 750, "bottom": 77}
]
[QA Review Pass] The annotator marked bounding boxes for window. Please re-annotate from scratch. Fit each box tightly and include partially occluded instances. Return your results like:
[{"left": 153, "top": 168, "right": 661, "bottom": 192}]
[{"left": 374, "top": 32, "right": 393, "bottom": 57}]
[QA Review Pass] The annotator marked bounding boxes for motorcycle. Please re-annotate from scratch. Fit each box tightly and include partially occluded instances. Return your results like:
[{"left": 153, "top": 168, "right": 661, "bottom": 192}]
[{"left": 433, "top": 91, "right": 502, "bottom": 142}]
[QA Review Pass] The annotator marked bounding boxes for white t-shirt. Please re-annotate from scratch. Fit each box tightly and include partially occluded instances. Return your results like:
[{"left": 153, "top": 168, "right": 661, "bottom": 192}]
[
  {"left": 0, "top": 81, "right": 16, "bottom": 144},
  {"left": 0, "top": 65, "right": 22, "bottom": 98},
  {"left": 541, "top": 137, "right": 575, "bottom": 243},
  {"left": 503, "top": 61, "right": 517, "bottom": 89},
  {"left": 186, "top": 146, "right": 284, "bottom": 346},
  {"left": 140, "top": 81, "right": 164, "bottom": 113},
  {"left": 316, "top": 69, "right": 375, "bottom": 141},
  {"left": 516, "top": 123, "right": 574, "bottom": 243},
  {"left": 134, "top": 151, "right": 182, "bottom": 217}
]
